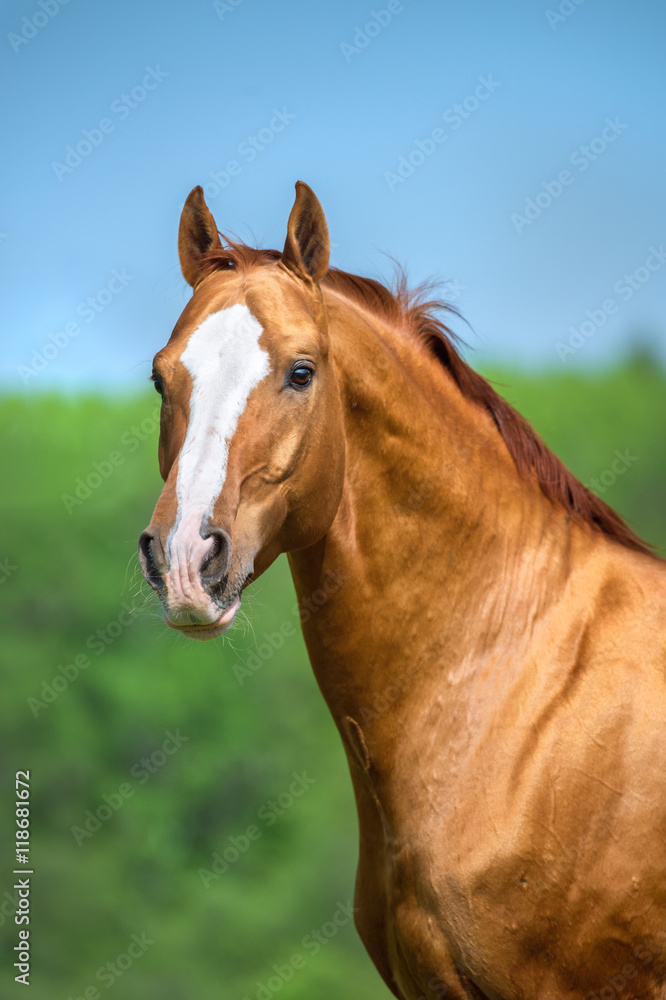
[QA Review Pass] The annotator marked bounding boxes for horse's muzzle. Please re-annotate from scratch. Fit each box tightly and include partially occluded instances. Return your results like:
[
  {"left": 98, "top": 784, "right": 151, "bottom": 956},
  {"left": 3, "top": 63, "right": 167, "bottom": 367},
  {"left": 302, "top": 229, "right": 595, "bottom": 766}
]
[{"left": 138, "top": 524, "right": 239, "bottom": 636}]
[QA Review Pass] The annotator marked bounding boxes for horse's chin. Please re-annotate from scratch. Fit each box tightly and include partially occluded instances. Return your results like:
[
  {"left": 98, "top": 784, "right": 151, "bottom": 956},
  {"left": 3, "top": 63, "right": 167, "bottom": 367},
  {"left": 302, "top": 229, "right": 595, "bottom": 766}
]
[{"left": 163, "top": 595, "right": 241, "bottom": 641}]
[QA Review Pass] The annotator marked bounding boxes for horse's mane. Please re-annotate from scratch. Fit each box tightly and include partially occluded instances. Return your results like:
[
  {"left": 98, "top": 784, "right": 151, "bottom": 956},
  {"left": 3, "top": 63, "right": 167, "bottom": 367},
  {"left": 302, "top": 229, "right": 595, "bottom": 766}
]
[{"left": 200, "top": 242, "right": 654, "bottom": 556}]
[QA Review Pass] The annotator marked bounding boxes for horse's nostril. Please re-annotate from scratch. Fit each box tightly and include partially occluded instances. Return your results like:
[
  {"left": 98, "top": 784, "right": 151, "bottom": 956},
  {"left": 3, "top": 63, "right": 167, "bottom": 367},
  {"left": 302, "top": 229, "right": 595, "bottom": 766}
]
[
  {"left": 203, "top": 532, "right": 221, "bottom": 564},
  {"left": 138, "top": 530, "right": 164, "bottom": 591},
  {"left": 200, "top": 527, "right": 232, "bottom": 589}
]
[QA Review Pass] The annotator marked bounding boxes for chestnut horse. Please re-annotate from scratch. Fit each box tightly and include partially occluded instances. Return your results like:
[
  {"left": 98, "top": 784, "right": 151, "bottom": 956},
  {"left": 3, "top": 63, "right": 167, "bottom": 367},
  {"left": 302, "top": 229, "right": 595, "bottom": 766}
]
[{"left": 138, "top": 182, "right": 666, "bottom": 999}]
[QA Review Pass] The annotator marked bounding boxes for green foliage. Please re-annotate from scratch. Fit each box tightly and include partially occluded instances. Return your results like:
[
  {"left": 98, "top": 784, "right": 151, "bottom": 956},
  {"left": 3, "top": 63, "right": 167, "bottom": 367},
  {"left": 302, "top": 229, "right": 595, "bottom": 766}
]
[{"left": 0, "top": 365, "right": 663, "bottom": 998}]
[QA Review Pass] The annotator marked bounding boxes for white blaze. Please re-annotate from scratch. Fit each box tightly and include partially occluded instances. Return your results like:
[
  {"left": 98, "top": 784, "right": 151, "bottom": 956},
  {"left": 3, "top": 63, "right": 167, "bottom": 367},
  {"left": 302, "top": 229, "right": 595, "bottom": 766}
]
[{"left": 165, "top": 303, "right": 270, "bottom": 612}]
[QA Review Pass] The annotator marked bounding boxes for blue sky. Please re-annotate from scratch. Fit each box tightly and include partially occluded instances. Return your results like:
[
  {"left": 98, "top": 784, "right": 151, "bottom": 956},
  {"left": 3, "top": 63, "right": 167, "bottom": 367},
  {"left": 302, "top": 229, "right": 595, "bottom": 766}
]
[{"left": 2, "top": 0, "right": 665, "bottom": 391}]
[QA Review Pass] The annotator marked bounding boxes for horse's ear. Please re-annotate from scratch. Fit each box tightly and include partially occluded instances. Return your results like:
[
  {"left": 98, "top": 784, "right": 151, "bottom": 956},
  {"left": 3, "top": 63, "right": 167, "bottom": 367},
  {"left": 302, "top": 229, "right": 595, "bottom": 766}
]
[
  {"left": 178, "top": 186, "right": 222, "bottom": 287},
  {"left": 281, "top": 181, "right": 330, "bottom": 284}
]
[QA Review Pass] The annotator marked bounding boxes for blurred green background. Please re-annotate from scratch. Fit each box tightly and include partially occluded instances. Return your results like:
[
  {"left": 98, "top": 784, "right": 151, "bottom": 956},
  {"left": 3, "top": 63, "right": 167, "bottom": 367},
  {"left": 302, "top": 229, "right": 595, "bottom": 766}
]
[{"left": 1, "top": 355, "right": 665, "bottom": 1000}]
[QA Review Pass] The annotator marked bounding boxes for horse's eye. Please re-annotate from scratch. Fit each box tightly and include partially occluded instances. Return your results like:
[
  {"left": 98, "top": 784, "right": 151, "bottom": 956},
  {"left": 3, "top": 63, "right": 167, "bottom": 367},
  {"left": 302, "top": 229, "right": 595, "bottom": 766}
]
[
  {"left": 289, "top": 365, "right": 314, "bottom": 389},
  {"left": 151, "top": 373, "right": 164, "bottom": 396}
]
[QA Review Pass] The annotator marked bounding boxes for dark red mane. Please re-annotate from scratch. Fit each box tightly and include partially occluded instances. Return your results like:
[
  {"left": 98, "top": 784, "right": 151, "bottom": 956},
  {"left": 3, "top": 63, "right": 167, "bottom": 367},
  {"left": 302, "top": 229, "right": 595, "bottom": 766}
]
[{"left": 200, "top": 241, "right": 654, "bottom": 557}]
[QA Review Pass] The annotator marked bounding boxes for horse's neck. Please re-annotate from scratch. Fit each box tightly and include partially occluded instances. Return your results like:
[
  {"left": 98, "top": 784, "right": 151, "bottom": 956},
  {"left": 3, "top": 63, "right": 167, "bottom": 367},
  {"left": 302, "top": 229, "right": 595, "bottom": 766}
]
[{"left": 288, "top": 293, "right": 580, "bottom": 721}]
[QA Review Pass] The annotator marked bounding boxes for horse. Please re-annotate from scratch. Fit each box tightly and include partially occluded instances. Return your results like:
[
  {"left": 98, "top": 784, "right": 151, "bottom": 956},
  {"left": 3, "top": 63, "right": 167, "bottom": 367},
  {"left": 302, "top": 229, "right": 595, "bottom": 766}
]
[{"left": 138, "top": 181, "right": 666, "bottom": 999}]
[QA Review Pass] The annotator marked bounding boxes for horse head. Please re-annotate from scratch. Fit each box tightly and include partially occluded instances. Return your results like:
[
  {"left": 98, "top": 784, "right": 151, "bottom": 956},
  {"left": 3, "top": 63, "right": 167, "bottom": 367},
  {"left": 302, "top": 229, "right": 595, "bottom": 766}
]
[{"left": 138, "top": 183, "right": 345, "bottom": 639}]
